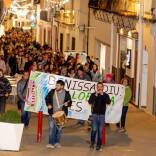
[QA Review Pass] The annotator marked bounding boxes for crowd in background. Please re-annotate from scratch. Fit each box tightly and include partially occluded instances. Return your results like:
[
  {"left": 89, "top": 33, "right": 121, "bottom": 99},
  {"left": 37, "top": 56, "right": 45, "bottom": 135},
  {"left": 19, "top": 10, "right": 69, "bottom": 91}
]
[
  {"left": 0, "top": 28, "right": 132, "bottom": 136},
  {"left": 0, "top": 28, "right": 115, "bottom": 83},
  {"left": 0, "top": 27, "right": 115, "bottom": 126}
]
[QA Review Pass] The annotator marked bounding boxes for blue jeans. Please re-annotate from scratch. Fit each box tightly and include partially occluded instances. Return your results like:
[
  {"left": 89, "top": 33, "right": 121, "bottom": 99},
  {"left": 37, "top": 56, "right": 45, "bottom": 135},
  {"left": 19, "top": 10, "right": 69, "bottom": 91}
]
[
  {"left": 91, "top": 114, "right": 105, "bottom": 147},
  {"left": 121, "top": 106, "right": 128, "bottom": 128},
  {"left": 21, "top": 101, "right": 31, "bottom": 127},
  {"left": 48, "top": 116, "right": 62, "bottom": 145}
]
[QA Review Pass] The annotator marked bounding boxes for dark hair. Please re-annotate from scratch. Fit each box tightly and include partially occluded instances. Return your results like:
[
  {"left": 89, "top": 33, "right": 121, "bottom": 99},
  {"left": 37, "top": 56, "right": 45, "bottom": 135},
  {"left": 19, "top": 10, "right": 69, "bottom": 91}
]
[
  {"left": 56, "top": 80, "right": 65, "bottom": 86},
  {"left": 121, "top": 77, "right": 129, "bottom": 85},
  {"left": 93, "top": 63, "right": 98, "bottom": 70},
  {"left": 87, "top": 56, "right": 90, "bottom": 60},
  {"left": 78, "top": 66, "right": 84, "bottom": 72},
  {"left": 97, "top": 82, "right": 104, "bottom": 86}
]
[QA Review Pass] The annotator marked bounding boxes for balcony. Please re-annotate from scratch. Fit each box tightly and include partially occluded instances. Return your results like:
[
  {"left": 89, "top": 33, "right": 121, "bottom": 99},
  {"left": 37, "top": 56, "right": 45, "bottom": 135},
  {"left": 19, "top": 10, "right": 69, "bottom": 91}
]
[
  {"left": 89, "top": 0, "right": 153, "bottom": 21},
  {"left": 0, "top": 0, "right": 4, "bottom": 18},
  {"left": 55, "top": 10, "right": 75, "bottom": 25}
]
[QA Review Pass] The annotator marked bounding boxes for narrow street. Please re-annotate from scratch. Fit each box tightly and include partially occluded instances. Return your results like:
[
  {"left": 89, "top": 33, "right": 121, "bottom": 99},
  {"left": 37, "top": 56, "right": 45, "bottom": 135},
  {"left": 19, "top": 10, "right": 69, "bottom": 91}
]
[{"left": 0, "top": 104, "right": 156, "bottom": 156}]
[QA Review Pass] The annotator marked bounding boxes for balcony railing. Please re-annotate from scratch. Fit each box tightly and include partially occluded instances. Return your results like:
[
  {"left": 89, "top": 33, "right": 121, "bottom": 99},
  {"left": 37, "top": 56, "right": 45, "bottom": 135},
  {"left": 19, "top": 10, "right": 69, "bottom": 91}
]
[
  {"left": 89, "top": 0, "right": 153, "bottom": 21},
  {"left": 55, "top": 10, "right": 75, "bottom": 25}
]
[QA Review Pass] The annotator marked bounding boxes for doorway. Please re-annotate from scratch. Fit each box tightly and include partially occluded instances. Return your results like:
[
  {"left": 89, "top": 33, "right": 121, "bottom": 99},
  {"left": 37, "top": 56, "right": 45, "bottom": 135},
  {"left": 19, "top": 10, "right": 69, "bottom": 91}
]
[{"left": 118, "top": 35, "right": 138, "bottom": 104}]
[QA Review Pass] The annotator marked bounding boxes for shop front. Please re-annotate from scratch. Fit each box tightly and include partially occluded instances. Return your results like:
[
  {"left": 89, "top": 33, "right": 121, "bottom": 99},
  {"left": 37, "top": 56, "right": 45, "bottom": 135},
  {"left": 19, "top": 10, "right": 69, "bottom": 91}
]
[{"left": 117, "top": 30, "right": 138, "bottom": 105}]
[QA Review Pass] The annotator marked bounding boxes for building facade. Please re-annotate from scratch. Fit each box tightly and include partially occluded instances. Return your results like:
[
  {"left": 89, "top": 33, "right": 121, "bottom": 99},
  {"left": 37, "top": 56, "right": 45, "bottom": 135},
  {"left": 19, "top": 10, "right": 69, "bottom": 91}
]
[
  {"left": 6, "top": 0, "right": 155, "bottom": 116},
  {"left": 36, "top": 0, "right": 90, "bottom": 53},
  {"left": 88, "top": 0, "right": 156, "bottom": 116}
]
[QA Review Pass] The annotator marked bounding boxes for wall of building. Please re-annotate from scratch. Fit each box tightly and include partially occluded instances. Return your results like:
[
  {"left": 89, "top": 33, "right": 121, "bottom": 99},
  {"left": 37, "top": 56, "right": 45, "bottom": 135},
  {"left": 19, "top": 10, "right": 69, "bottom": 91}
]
[
  {"left": 35, "top": 0, "right": 156, "bottom": 116},
  {"left": 36, "top": 0, "right": 90, "bottom": 53},
  {"left": 58, "top": 24, "right": 75, "bottom": 51},
  {"left": 88, "top": 10, "right": 118, "bottom": 75},
  {"left": 141, "top": 23, "right": 155, "bottom": 114},
  {"left": 88, "top": 8, "right": 155, "bottom": 115}
]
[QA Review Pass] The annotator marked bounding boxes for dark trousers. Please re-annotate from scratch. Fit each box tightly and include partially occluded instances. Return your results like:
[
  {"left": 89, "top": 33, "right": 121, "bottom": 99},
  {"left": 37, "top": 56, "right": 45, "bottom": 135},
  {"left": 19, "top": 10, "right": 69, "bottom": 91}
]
[
  {"left": 91, "top": 114, "right": 105, "bottom": 147},
  {"left": 117, "top": 106, "right": 128, "bottom": 128},
  {"left": 0, "top": 96, "right": 6, "bottom": 113},
  {"left": 20, "top": 101, "right": 31, "bottom": 127}
]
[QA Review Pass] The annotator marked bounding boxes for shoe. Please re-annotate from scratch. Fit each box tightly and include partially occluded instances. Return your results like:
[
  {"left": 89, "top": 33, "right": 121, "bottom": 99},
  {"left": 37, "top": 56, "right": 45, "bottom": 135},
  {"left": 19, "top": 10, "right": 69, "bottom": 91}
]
[
  {"left": 77, "top": 121, "right": 85, "bottom": 126},
  {"left": 116, "top": 124, "right": 120, "bottom": 129},
  {"left": 55, "top": 143, "right": 61, "bottom": 148},
  {"left": 46, "top": 144, "right": 55, "bottom": 149},
  {"left": 90, "top": 144, "right": 94, "bottom": 149},
  {"left": 119, "top": 128, "right": 126, "bottom": 133},
  {"left": 96, "top": 146, "right": 102, "bottom": 151},
  {"left": 24, "top": 125, "right": 29, "bottom": 128}
]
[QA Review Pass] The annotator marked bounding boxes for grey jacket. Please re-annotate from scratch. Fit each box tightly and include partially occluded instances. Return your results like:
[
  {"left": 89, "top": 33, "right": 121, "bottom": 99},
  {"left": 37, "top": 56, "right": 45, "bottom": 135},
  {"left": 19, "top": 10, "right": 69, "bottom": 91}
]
[{"left": 17, "top": 78, "right": 29, "bottom": 102}]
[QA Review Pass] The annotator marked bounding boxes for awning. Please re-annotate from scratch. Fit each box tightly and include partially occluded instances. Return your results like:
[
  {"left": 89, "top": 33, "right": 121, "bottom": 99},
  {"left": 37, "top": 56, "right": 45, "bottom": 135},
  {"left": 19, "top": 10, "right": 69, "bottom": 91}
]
[
  {"left": 93, "top": 10, "right": 137, "bottom": 30},
  {"left": 89, "top": 0, "right": 154, "bottom": 27}
]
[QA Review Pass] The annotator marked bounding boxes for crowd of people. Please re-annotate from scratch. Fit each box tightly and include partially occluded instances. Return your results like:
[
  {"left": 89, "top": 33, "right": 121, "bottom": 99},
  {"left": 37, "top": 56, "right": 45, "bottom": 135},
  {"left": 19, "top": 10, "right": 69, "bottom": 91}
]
[
  {"left": 0, "top": 28, "right": 115, "bottom": 83},
  {"left": 0, "top": 28, "right": 132, "bottom": 152}
]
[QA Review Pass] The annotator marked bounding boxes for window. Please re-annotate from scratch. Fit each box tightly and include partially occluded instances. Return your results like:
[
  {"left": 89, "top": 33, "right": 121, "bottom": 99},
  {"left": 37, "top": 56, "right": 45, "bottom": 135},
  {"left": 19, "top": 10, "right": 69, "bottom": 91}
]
[
  {"left": 71, "top": 37, "right": 75, "bottom": 50},
  {"left": 100, "top": 44, "right": 106, "bottom": 73},
  {"left": 60, "top": 33, "right": 64, "bottom": 52}
]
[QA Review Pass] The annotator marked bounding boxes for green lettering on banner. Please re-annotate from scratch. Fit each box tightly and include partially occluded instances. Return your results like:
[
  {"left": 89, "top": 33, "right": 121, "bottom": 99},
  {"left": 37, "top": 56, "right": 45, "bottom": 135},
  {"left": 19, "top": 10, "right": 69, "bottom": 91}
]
[
  {"left": 72, "top": 91, "right": 91, "bottom": 101},
  {"left": 72, "top": 91, "right": 77, "bottom": 100},
  {"left": 78, "top": 92, "right": 86, "bottom": 100},
  {"left": 111, "top": 96, "right": 115, "bottom": 106},
  {"left": 85, "top": 92, "right": 91, "bottom": 101}
]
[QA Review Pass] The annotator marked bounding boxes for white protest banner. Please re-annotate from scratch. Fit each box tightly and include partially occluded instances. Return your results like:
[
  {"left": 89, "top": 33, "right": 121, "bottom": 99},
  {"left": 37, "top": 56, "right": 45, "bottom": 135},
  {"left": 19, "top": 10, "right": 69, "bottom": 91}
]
[{"left": 25, "top": 71, "right": 125, "bottom": 123}]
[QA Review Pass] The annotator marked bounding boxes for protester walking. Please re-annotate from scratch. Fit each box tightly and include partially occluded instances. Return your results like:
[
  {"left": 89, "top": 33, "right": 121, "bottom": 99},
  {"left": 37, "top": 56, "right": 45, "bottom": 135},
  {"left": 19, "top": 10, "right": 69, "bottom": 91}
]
[
  {"left": 0, "top": 69, "right": 12, "bottom": 113},
  {"left": 17, "top": 71, "right": 30, "bottom": 127},
  {"left": 45, "top": 80, "right": 72, "bottom": 149},
  {"left": 88, "top": 82, "right": 111, "bottom": 151},
  {"left": 117, "top": 77, "right": 132, "bottom": 133}
]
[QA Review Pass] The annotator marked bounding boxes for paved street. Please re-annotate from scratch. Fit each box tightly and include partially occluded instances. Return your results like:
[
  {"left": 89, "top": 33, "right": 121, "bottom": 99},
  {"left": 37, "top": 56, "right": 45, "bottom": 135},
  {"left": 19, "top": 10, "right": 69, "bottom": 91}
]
[{"left": 0, "top": 104, "right": 156, "bottom": 156}]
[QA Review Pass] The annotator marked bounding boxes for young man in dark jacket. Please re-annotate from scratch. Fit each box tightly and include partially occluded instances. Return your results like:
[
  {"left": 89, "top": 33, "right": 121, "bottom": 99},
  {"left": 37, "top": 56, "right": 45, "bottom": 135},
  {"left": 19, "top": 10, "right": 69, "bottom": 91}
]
[
  {"left": 45, "top": 80, "right": 72, "bottom": 149},
  {"left": 0, "top": 69, "right": 12, "bottom": 113},
  {"left": 88, "top": 82, "right": 111, "bottom": 151}
]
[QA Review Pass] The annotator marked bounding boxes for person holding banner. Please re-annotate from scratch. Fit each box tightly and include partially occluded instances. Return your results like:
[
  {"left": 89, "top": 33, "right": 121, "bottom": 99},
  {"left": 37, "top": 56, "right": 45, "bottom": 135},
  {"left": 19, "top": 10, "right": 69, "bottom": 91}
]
[
  {"left": 75, "top": 67, "right": 91, "bottom": 126},
  {"left": 117, "top": 78, "right": 132, "bottom": 133},
  {"left": 17, "top": 71, "right": 30, "bottom": 127},
  {"left": 45, "top": 80, "right": 72, "bottom": 149},
  {"left": 88, "top": 82, "right": 111, "bottom": 151}
]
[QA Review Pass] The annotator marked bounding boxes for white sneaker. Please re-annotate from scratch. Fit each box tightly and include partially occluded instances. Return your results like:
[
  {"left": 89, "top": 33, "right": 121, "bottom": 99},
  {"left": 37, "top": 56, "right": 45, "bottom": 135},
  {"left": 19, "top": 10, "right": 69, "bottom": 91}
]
[
  {"left": 96, "top": 146, "right": 103, "bottom": 152},
  {"left": 46, "top": 144, "right": 55, "bottom": 149},
  {"left": 119, "top": 128, "right": 126, "bottom": 133},
  {"left": 99, "top": 148, "right": 103, "bottom": 152},
  {"left": 55, "top": 143, "right": 62, "bottom": 148}
]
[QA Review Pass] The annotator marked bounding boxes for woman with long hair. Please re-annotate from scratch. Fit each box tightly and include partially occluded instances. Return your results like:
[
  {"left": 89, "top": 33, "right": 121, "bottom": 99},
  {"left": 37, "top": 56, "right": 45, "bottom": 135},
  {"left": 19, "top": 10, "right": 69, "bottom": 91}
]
[{"left": 117, "top": 77, "right": 132, "bottom": 133}]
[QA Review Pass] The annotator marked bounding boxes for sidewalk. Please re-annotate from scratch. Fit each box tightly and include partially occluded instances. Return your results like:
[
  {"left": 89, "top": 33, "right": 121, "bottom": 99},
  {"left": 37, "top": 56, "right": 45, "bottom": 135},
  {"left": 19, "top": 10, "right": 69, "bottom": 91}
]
[{"left": 0, "top": 104, "right": 156, "bottom": 156}]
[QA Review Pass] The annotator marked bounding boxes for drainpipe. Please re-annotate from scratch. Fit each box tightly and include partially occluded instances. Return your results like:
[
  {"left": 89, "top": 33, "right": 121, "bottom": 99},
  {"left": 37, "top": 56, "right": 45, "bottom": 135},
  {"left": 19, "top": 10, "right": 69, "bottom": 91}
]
[
  {"left": 110, "top": 22, "right": 114, "bottom": 73},
  {"left": 135, "top": 1, "right": 144, "bottom": 108},
  {"left": 86, "top": 7, "right": 90, "bottom": 55},
  {"left": 153, "top": 22, "right": 156, "bottom": 115}
]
